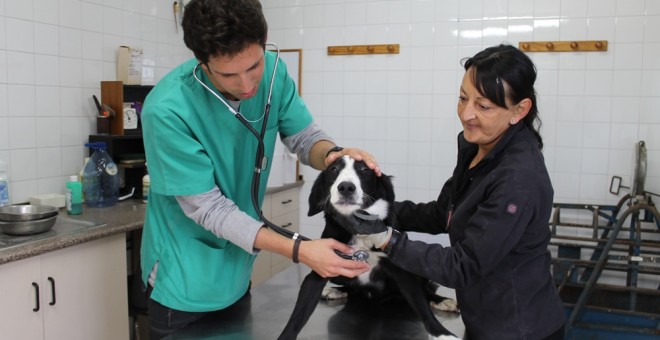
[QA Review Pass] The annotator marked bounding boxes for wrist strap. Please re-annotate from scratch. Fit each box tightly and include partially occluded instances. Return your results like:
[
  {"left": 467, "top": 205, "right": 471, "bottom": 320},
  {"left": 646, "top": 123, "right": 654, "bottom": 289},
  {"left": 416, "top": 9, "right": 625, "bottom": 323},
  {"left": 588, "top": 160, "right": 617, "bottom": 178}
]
[
  {"left": 292, "top": 238, "right": 302, "bottom": 263},
  {"left": 383, "top": 229, "right": 402, "bottom": 255},
  {"left": 325, "top": 146, "right": 344, "bottom": 158}
]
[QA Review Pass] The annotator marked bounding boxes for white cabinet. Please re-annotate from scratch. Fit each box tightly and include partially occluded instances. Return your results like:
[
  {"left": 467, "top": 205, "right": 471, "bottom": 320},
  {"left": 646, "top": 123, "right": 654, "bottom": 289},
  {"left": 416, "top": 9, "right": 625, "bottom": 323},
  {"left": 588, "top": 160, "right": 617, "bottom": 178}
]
[
  {"left": 0, "top": 233, "right": 129, "bottom": 340},
  {"left": 252, "top": 185, "right": 301, "bottom": 286}
]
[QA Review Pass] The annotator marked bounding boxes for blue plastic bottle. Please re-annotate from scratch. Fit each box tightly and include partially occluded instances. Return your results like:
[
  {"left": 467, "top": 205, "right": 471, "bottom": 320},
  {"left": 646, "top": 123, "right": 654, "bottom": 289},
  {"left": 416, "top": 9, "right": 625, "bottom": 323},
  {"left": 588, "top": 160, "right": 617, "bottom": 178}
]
[{"left": 82, "top": 142, "right": 119, "bottom": 208}]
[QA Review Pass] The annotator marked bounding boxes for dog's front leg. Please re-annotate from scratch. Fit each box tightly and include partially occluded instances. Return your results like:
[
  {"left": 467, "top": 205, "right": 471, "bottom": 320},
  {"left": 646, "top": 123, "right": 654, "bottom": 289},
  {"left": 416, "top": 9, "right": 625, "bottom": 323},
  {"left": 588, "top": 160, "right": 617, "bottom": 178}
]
[{"left": 278, "top": 271, "right": 329, "bottom": 340}]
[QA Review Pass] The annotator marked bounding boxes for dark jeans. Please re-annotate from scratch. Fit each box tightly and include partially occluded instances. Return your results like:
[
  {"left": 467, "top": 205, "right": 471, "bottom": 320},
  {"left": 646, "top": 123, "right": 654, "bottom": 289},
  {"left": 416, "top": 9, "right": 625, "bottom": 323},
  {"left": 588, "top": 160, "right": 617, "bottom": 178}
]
[{"left": 146, "top": 284, "right": 251, "bottom": 340}]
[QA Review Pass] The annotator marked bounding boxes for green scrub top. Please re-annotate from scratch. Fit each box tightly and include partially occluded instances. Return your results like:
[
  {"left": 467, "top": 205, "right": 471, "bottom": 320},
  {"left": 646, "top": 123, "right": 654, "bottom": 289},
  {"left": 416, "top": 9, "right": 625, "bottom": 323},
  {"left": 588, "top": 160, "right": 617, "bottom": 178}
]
[{"left": 140, "top": 51, "right": 312, "bottom": 312}]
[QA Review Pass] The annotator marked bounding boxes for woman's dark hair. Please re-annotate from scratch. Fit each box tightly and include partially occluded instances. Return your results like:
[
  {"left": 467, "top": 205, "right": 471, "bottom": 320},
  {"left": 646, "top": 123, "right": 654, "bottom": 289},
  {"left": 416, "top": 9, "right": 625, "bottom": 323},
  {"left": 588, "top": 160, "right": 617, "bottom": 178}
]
[
  {"left": 181, "top": 0, "right": 268, "bottom": 64},
  {"left": 462, "top": 44, "right": 543, "bottom": 149}
]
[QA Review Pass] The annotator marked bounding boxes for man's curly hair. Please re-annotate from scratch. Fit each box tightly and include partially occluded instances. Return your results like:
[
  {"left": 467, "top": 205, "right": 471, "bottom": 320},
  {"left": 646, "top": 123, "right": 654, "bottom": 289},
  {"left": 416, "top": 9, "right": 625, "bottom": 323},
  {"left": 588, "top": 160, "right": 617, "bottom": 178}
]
[{"left": 182, "top": 0, "right": 268, "bottom": 64}]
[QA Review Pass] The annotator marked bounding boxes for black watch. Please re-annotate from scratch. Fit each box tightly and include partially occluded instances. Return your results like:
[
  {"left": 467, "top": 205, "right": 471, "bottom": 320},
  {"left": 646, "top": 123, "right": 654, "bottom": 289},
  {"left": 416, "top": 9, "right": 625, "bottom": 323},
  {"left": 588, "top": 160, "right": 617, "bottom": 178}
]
[
  {"left": 383, "top": 229, "right": 402, "bottom": 255},
  {"left": 325, "top": 146, "right": 344, "bottom": 158}
]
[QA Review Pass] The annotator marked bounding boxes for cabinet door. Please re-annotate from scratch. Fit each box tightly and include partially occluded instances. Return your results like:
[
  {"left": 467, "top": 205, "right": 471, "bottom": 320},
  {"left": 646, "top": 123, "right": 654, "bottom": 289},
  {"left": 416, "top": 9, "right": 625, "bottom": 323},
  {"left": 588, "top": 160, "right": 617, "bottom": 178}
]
[
  {"left": 0, "top": 256, "right": 45, "bottom": 340},
  {"left": 41, "top": 234, "right": 129, "bottom": 340}
]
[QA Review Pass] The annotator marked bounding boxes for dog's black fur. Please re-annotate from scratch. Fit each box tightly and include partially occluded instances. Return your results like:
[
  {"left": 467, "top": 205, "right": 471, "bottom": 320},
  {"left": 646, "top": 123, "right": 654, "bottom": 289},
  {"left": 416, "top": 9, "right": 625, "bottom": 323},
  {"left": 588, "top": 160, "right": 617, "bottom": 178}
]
[{"left": 277, "top": 156, "right": 459, "bottom": 340}]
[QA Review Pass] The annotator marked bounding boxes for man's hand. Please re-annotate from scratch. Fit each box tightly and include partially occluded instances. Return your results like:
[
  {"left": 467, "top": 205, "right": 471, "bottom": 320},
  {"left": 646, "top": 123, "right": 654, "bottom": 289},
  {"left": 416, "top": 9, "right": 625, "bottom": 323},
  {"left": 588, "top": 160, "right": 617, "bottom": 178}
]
[{"left": 298, "top": 238, "right": 369, "bottom": 278}]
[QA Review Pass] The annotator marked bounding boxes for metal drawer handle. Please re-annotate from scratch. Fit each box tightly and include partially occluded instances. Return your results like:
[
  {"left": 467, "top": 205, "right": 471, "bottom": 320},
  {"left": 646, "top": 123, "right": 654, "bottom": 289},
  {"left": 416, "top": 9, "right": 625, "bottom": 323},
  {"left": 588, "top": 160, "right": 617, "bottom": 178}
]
[
  {"left": 281, "top": 223, "right": 293, "bottom": 228},
  {"left": 32, "top": 282, "right": 40, "bottom": 312},
  {"left": 48, "top": 277, "right": 56, "bottom": 306},
  {"left": 281, "top": 199, "right": 292, "bottom": 204}
]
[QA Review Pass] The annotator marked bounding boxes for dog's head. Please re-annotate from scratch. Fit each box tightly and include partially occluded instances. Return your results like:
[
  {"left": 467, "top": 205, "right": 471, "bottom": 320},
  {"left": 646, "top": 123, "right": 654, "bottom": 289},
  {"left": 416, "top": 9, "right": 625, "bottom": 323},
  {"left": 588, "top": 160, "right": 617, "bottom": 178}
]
[{"left": 308, "top": 156, "right": 394, "bottom": 222}]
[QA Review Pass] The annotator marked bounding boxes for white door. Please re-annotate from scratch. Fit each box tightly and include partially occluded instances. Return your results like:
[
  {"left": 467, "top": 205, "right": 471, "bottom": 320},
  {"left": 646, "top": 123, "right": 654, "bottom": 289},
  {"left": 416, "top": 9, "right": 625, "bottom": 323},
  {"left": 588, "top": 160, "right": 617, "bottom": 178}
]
[
  {"left": 0, "top": 256, "right": 45, "bottom": 340},
  {"left": 41, "top": 234, "right": 129, "bottom": 340}
]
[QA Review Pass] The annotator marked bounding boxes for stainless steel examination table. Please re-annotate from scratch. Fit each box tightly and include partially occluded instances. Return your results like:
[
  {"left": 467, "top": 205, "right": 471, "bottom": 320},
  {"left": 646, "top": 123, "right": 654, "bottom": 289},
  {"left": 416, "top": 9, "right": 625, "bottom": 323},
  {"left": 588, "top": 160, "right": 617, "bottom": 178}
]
[{"left": 164, "top": 265, "right": 465, "bottom": 339}]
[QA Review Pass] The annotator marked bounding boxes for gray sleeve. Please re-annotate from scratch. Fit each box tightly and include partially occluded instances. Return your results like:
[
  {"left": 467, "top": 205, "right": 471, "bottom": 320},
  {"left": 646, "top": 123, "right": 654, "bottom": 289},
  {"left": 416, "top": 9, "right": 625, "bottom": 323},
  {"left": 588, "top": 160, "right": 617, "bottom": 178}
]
[
  {"left": 176, "top": 186, "right": 263, "bottom": 254},
  {"left": 281, "top": 123, "right": 334, "bottom": 166}
]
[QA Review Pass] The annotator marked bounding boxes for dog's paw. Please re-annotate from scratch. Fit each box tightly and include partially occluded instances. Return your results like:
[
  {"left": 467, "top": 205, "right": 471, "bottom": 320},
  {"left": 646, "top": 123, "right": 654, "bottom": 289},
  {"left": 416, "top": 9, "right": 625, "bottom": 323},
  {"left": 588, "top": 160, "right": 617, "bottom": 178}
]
[
  {"left": 431, "top": 298, "right": 459, "bottom": 313},
  {"left": 321, "top": 286, "right": 348, "bottom": 300}
]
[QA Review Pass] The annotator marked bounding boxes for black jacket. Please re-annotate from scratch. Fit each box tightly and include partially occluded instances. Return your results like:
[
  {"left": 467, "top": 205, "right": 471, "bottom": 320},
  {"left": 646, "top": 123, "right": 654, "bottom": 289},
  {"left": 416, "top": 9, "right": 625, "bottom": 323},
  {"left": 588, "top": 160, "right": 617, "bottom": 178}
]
[{"left": 389, "top": 124, "right": 565, "bottom": 339}]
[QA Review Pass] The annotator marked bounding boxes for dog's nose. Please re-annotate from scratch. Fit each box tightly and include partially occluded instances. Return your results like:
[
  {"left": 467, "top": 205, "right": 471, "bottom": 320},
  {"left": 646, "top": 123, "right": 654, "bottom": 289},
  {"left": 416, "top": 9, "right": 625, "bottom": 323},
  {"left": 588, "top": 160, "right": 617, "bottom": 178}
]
[{"left": 337, "top": 181, "right": 356, "bottom": 197}]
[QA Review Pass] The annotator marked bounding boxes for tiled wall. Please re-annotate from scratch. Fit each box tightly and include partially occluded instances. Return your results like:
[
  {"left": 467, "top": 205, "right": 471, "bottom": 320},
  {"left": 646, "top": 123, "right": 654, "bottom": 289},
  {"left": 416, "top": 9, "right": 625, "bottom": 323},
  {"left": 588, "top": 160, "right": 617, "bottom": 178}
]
[
  {"left": 0, "top": 0, "right": 191, "bottom": 204},
  {"left": 0, "top": 0, "right": 658, "bottom": 237},
  {"left": 260, "top": 0, "right": 660, "bottom": 236}
]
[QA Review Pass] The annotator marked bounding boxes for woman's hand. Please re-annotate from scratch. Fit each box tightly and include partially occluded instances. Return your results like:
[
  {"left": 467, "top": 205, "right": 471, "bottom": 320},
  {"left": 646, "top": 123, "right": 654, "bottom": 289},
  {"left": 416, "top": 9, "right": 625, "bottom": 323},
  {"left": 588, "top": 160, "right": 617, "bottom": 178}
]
[{"left": 298, "top": 238, "right": 370, "bottom": 278}]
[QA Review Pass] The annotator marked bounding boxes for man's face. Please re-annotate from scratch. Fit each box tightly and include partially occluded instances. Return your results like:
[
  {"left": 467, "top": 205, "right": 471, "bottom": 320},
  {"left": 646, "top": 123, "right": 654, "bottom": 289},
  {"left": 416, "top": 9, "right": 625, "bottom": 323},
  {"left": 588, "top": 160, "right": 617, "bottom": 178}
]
[{"left": 203, "top": 43, "right": 265, "bottom": 101}]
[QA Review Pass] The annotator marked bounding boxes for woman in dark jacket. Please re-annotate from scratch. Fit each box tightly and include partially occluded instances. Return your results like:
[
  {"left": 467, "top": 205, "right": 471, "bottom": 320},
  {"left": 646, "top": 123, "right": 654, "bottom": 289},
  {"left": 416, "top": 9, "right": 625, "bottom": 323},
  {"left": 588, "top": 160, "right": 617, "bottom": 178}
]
[{"left": 357, "top": 44, "right": 565, "bottom": 339}]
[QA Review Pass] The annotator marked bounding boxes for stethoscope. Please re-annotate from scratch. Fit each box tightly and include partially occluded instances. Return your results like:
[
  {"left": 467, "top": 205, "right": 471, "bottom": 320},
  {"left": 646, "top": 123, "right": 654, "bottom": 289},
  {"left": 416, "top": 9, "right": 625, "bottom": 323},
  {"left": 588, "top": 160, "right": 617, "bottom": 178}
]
[{"left": 192, "top": 42, "right": 368, "bottom": 262}]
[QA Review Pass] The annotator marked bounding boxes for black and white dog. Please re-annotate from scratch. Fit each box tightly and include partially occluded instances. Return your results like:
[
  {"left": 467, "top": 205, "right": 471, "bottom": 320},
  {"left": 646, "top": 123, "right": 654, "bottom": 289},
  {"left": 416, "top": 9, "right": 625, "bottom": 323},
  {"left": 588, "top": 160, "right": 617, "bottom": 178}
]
[{"left": 277, "top": 156, "right": 460, "bottom": 340}]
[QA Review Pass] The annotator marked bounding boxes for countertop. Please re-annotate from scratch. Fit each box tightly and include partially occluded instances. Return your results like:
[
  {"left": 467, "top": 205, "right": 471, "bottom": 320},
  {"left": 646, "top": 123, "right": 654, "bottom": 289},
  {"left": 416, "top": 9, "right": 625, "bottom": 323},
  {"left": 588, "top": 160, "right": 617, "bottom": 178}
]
[
  {"left": 165, "top": 265, "right": 466, "bottom": 340},
  {"left": 0, "top": 181, "right": 303, "bottom": 266},
  {"left": 0, "top": 200, "right": 146, "bottom": 265}
]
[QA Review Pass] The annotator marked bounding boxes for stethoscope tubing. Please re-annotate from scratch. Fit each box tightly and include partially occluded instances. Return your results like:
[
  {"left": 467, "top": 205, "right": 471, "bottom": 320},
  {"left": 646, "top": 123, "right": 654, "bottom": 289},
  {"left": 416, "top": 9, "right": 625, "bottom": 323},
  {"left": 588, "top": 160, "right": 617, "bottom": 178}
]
[{"left": 192, "top": 43, "right": 309, "bottom": 242}]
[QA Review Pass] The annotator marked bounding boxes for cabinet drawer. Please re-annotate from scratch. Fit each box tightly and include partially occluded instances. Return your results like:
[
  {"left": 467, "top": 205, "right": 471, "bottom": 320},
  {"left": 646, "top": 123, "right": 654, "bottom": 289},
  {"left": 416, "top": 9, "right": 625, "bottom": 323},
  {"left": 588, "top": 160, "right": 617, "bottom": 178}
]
[
  {"left": 270, "top": 189, "right": 299, "bottom": 217},
  {"left": 270, "top": 210, "right": 300, "bottom": 274}
]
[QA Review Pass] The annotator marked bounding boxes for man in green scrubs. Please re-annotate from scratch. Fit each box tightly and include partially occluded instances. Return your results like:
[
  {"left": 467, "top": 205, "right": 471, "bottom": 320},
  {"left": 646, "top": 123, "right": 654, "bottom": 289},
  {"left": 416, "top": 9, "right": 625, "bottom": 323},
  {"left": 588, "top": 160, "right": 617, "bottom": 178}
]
[{"left": 140, "top": 0, "right": 380, "bottom": 338}]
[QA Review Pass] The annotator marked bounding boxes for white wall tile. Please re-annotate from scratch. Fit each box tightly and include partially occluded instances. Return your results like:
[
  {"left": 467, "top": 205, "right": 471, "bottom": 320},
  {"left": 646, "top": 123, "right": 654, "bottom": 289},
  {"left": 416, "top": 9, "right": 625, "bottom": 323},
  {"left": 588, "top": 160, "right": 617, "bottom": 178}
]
[
  {"left": 535, "top": 0, "right": 561, "bottom": 18},
  {"left": 639, "top": 97, "right": 660, "bottom": 124},
  {"left": 7, "top": 85, "right": 35, "bottom": 117},
  {"left": 6, "top": 51, "right": 35, "bottom": 85},
  {"left": 555, "top": 122, "right": 584, "bottom": 148},
  {"left": 35, "top": 54, "right": 60, "bottom": 86},
  {"left": 585, "top": 70, "right": 613, "bottom": 96},
  {"left": 0, "top": 17, "right": 5, "bottom": 50},
  {"left": 615, "top": 16, "right": 645, "bottom": 43},
  {"left": 458, "top": 20, "right": 482, "bottom": 46},
  {"left": 35, "top": 86, "right": 61, "bottom": 117},
  {"left": 6, "top": 18, "right": 35, "bottom": 53},
  {"left": 0, "top": 85, "right": 7, "bottom": 116},
  {"left": 6, "top": 0, "right": 33, "bottom": 21},
  {"left": 561, "top": 0, "right": 588, "bottom": 18},
  {"left": 9, "top": 117, "right": 37, "bottom": 149},
  {"left": 411, "top": 0, "right": 434, "bottom": 23},
  {"left": 587, "top": 0, "right": 615, "bottom": 17},
  {"left": 587, "top": 17, "right": 616, "bottom": 41},
  {"left": 642, "top": 43, "right": 660, "bottom": 68},
  {"left": 0, "top": 119, "right": 8, "bottom": 149},
  {"left": 582, "top": 122, "right": 611, "bottom": 148},
  {"left": 640, "top": 70, "right": 660, "bottom": 97},
  {"left": 482, "top": 20, "right": 508, "bottom": 46},
  {"left": 583, "top": 96, "right": 612, "bottom": 122},
  {"left": 388, "top": 1, "right": 411, "bottom": 24},
  {"left": 34, "top": 23, "right": 60, "bottom": 55},
  {"left": 59, "top": 0, "right": 81, "bottom": 29},
  {"left": 614, "top": 0, "right": 645, "bottom": 16},
  {"left": 36, "top": 146, "right": 62, "bottom": 178},
  {"left": 34, "top": 0, "right": 58, "bottom": 24}
]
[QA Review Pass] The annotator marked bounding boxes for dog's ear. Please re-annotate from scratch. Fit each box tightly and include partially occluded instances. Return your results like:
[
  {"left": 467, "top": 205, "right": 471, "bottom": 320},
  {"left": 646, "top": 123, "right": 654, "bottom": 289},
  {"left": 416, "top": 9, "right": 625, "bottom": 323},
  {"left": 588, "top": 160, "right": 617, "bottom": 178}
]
[
  {"left": 307, "top": 171, "right": 327, "bottom": 216},
  {"left": 377, "top": 174, "right": 395, "bottom": 203}
]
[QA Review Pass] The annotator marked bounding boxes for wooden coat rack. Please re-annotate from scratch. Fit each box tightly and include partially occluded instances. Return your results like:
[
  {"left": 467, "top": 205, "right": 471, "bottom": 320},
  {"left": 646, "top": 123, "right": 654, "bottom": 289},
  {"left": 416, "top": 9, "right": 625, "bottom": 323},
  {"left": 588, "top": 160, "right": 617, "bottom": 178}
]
[{"left": 519, "top": 40, "right": 608, "bottom": 52}]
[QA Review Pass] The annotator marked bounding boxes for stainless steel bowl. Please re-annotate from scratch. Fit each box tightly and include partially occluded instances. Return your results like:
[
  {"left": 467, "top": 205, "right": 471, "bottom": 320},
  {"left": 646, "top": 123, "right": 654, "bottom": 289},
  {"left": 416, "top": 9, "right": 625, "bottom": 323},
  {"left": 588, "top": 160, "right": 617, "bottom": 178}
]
[
  {"left": 0, "top": 215, "right": 58, "bottom": 235},
  {"left": 0, "top": 205, "right": 59, "bottom": 222}
]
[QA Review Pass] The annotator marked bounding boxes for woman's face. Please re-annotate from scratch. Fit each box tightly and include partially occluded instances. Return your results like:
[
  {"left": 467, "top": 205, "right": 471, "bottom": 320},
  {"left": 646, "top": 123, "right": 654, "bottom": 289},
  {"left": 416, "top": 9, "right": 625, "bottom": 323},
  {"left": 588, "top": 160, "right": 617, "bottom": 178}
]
[
  {"left": 457, "top": 68, "right": 526, "bottom": 152},
  {"left": 202, "top": 43, "right": 265, "bottom": 101}
]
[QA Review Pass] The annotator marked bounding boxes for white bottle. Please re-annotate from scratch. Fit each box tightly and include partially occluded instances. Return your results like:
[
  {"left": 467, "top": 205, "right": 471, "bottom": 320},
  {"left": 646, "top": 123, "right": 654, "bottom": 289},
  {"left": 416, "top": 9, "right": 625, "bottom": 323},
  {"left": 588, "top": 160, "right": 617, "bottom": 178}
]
[
  {"left": 0, "top": 159, "right": 9, "bottom": 207},
  {"left": 142, "top": 163, "right": 150, "bottom": 203}
]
